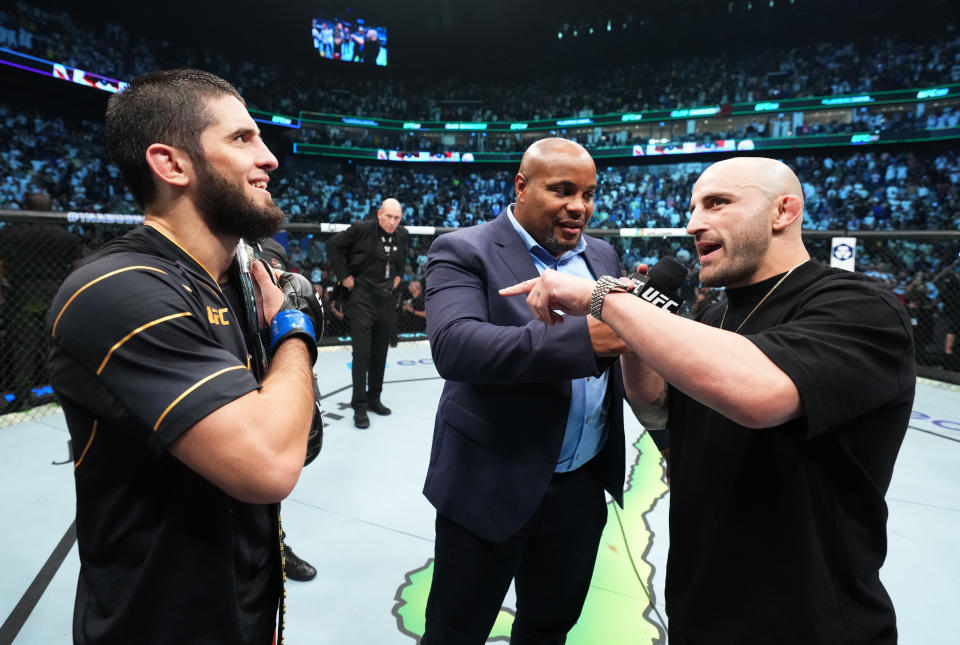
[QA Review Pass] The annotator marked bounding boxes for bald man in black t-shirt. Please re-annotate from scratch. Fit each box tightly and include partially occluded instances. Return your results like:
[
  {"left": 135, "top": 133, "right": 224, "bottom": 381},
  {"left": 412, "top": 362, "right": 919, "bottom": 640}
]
[{"left": 504, "top": 157, "right": 915, "bottom": 645}]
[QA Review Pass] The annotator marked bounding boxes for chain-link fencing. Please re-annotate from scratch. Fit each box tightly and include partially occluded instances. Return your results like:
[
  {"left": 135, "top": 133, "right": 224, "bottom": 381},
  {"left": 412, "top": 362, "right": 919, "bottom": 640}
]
[{"left": 2, "top": 211, "right": 957, "bottom": 426}]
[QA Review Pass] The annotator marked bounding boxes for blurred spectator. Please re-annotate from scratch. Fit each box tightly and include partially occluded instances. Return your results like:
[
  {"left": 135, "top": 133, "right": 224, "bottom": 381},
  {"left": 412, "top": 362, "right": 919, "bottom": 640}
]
[{"left": 398, "top": 279, "right": 426, "bottom": 333}]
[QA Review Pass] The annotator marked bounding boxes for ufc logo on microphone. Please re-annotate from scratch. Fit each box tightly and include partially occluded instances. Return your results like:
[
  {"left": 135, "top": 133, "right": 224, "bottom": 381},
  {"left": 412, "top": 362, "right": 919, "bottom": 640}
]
[{"left": 640, "top": 287, "right": 680, "bottom": 312}]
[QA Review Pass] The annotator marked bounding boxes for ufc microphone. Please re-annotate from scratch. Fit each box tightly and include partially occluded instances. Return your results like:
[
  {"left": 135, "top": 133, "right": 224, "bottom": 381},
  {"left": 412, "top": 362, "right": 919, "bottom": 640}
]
[{"left": 625, "top": 256, "right": 687, "bottom": 313}]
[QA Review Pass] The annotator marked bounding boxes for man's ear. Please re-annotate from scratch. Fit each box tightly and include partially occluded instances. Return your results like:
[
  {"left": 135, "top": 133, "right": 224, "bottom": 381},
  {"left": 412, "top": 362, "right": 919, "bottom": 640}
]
[
  {"left": 772, "top": 194, "right": 803, "bottom": 231},
  {"left": 145, "top": 143, "right": 192, "bottom": 190},
  {"left": 515, "top": 172, "right": 527, "bottom": 202}
]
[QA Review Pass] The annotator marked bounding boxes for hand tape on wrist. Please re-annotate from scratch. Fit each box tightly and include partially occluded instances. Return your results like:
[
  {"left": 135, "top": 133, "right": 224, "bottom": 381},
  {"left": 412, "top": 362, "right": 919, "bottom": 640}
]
[{"left": 269, "top": 309, "right": 316, "bottom": 353}]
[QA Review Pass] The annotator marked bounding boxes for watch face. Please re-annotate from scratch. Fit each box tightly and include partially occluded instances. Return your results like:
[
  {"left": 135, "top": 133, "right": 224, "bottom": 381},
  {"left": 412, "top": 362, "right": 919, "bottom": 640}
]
[{"left": 604, "top": 276, "right": 625, "bottom": 291}]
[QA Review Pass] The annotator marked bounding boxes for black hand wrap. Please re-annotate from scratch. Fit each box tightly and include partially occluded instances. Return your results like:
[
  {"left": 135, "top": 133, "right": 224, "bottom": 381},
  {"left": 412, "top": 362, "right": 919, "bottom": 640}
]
[{"left": 262, "top": 262, "right": 323, "bottom": 366}]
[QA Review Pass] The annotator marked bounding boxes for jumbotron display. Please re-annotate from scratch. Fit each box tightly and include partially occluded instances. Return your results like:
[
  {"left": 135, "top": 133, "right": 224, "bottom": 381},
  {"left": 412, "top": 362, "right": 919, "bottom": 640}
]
[{"left": 311, "top": 16, "right": 387, "bottom": 66}]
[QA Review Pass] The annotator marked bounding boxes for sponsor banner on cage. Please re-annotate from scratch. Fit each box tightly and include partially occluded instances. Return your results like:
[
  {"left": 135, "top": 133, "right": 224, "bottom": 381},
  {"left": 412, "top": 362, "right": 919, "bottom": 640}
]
[
  {"left": 66, "top": 212, "right": 144, "bottom": 224},
  {"left": 830, "top": 237, "right": 857, "bottom": 271}
]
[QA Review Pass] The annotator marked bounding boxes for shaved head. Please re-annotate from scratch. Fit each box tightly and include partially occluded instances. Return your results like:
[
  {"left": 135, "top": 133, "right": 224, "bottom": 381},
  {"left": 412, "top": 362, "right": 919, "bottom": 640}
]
[
  {"left": 688, "top": 156, "right": 809, "bottom": 288},
  {"left": 380, "top": 197, "right": 401, "bottom": 214},
  {"left": 698, "top": 157, "right": 804, "bottom": 212},
  {"left": 518, "top": 138, "right": 594, "bottom": 183},
  {"left": 378, "top": 197, "right": 402, "bottom": 234}
]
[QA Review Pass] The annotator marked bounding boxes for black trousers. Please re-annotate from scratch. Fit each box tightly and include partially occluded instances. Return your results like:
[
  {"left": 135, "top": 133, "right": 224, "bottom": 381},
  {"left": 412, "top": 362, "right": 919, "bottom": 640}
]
[
  {"left": 421, "top": 462, "right": 608, "bottom": 645},
  {"left": 348, "top": 286, "right": 395, "bottom": 409}
]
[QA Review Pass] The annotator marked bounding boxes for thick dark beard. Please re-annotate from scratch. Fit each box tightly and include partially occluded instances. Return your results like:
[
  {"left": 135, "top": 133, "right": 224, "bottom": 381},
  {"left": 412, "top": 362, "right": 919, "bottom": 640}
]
[{"left": 194, "top": 160, "right": 284, "bottom": 241}]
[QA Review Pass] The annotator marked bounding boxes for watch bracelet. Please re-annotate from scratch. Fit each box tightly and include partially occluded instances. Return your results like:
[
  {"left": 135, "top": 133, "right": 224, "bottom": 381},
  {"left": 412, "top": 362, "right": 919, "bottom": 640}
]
[{"left": 589, "top": 276, "right": 628, "bottom": 321}]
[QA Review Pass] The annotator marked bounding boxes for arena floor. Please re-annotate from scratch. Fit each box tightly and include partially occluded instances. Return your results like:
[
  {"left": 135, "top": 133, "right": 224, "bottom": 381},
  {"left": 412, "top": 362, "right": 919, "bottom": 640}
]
[{"left": 1, "top": 341, "right": 958, "bottom": 644}]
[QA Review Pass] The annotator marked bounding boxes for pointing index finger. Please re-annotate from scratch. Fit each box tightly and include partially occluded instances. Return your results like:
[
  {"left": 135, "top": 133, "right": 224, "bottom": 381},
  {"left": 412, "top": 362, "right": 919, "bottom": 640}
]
[{"left": 499, "top": 277, "right": 540, "bottom": 297}]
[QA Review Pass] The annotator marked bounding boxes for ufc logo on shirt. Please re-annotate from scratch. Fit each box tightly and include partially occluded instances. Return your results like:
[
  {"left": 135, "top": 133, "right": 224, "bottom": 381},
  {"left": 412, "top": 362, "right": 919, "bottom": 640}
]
[{"left": 207, "top": 307, "right": 230, "bottom": 325}]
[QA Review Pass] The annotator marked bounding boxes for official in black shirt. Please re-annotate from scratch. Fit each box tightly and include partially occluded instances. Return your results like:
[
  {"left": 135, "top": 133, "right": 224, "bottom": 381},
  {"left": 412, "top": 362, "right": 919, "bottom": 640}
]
[
  {"left": 47, "top": 70, "right": 316, "bottom": 644},
  {"left": 502, "top": 157, "right": 915, "bottom": 645},
  {"left": 327, "top": 198, "right": 409, "bottom": 428}
]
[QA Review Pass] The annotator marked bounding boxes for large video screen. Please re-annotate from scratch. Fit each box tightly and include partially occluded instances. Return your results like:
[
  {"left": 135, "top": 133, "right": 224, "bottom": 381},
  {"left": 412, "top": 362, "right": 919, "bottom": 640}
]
[{"left": 311, "top": 16, "right": 387, "bottom": 66}]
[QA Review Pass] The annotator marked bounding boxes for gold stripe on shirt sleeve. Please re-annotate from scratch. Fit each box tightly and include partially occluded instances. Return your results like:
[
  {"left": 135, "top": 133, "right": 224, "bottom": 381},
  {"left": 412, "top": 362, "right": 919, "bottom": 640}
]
[
  {"left": 96, "top": 312, "right": 193, "bottom": 375},
  {"left": 153, "top": 365, "right": 249, "bottom": 432},
  {"left": 73, "top": 420, "right": 98, "bottom": 471},
  {"left": 51, "top": 266, "right": 168, "bottom": 336}
]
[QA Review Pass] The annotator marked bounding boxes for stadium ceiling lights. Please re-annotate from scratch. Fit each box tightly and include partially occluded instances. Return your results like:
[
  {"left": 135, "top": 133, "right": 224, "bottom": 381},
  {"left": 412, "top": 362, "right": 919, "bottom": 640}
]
[{"left": 559, "top": 17, "right": 621, "bottom": 39}]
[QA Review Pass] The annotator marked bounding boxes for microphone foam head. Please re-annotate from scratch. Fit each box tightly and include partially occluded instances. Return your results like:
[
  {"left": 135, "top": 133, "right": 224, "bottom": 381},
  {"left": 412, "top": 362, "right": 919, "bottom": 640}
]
[{"left": 648, "top": 256, "right": 687, "bottom": 294}]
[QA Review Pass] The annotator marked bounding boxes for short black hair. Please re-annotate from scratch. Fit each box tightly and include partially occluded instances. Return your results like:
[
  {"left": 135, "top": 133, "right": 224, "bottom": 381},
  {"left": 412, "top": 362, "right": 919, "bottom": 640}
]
[{"left": 105, "top": 69, "right": 243, "bottom": 209}]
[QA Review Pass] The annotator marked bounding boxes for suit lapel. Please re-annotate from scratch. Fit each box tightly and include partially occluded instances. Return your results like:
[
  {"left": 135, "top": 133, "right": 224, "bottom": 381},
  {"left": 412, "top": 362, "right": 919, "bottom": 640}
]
[
  {"left": 581, "top": 236, "right": 613, "bottom": 279},
  {"left": 491, "top": 211, "right": 540, "bottom": 285}
]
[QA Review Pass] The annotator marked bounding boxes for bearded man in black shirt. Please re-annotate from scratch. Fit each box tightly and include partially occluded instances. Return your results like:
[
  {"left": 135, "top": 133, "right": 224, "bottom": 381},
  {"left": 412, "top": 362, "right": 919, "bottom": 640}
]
[
  {"left": 47, "top": 69, "right": 318, "bottom": 644},
  {"left": 502, "top": 157, "right": 915, "bottom": 645}
]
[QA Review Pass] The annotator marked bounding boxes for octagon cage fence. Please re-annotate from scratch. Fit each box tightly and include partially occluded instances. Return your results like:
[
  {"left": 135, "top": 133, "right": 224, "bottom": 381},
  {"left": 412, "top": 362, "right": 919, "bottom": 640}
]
[{"left": 1, "top": 209, "right": 957, "bottom": 427}]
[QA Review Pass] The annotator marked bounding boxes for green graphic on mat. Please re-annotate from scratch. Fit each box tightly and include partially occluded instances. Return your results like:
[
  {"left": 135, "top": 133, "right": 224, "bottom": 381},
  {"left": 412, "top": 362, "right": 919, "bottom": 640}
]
[{"left": 393, "top": 431, "right": 669, "bottom": 643}]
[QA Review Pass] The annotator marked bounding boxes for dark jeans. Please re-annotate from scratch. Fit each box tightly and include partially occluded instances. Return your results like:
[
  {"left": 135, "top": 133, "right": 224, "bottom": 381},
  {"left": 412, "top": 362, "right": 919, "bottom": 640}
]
[
  {"left": 422, "top": 462, "right": 608, "bottom": 645},
  {"left": 348, "top": 286, "right": 396, "bottom": 409}
]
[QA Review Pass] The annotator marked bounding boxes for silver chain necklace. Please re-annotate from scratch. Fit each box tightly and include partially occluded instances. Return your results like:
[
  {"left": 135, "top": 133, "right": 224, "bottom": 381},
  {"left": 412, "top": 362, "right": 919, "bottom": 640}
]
[{"left": 719, "top": 260, "right": 808, "bottom": 333}]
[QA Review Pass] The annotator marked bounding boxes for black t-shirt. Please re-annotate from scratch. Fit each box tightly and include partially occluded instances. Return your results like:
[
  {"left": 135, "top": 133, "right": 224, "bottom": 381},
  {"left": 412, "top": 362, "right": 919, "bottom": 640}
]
[
  {"left": 410, "top": 291, "right": 425, "bottom": 313},
  {"left": 356, "top": 226, "right": 396, "bottom": 291},
  {"left": 362, "top": 40, "right": 381, "bottom": 64},
  {"left": 666, "top": 260, "right": 915, "bottom": 645},
  {"left": 400, "top": 289, "right": 426, "bottom": 332},
  {"left": 47, "top": 226, "right": 280, "bottom": 644}
]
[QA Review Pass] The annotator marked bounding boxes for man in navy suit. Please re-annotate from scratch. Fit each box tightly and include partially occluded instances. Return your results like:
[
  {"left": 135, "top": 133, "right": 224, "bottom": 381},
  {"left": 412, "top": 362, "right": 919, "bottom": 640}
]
[{"left": 421, "top": 138, "right": 630, "bottom": 644}]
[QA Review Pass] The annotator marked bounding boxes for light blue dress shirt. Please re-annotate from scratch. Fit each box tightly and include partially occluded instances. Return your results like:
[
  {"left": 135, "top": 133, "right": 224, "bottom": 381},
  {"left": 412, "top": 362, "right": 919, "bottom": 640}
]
[{"left": 506, "top": 205, "right": 609, "bottom": 473}]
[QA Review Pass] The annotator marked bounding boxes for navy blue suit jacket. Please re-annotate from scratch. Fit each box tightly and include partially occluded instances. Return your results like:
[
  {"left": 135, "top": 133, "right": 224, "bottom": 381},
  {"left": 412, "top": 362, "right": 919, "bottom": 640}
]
[{"left": 424, "top": 210, "right": 626, "bottom": 542}]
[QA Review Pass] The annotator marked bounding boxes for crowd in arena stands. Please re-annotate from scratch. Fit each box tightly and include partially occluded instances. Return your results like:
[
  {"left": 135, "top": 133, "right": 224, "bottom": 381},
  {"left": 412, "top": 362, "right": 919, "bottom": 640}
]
[
  {"left": 2, "top": 95, "right": 960, "bottom": 364},
  {"left": 2, "top": 2, "right": 959, "bottom": 122},
  {"left": 2, "top": 1, "right": 960, "bottom": 375},
  {"left": 292, "top": 105, "right": 960, "bottom": 154},
  {"left": 0, "top": 104, "right": 134, "bottom": 216},
  {"left": 276, "top": 148, "right": 960, "bottom": 234},
  {"left": 3, "top": 101, "right": 958, "bottom": 234}
]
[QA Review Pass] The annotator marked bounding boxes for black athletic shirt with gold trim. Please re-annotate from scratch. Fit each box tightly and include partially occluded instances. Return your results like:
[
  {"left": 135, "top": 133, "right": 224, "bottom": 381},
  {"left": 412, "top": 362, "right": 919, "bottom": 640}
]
[{"left": 46, "top": 226, "right": 280, "bottom": 645}]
